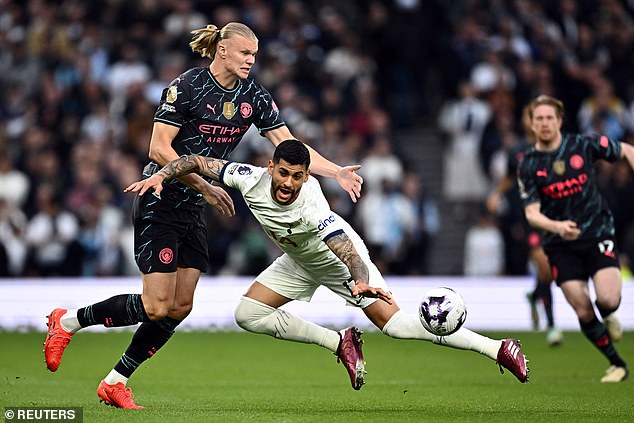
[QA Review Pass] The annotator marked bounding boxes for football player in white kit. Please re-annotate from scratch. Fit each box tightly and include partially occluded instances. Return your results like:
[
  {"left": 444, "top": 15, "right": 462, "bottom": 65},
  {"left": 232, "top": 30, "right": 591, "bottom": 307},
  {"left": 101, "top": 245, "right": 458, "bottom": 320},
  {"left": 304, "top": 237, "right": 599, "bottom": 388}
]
[{"left": 125, "top": 139, "right": 529, "bottom": 388}]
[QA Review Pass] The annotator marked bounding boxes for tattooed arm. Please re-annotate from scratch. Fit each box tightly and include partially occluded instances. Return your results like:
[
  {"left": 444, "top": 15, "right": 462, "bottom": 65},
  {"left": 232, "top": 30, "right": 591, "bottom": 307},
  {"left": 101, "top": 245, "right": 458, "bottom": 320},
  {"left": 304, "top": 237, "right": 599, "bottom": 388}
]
[
  {"left": 124, "top": 155, "right": 228, "bottom": 197},
  {"left": 325, "top": 232, "right": 392, "bottom": 303},
  {"left": 155, "top": 155, "right": 227, "bottom": 182}
]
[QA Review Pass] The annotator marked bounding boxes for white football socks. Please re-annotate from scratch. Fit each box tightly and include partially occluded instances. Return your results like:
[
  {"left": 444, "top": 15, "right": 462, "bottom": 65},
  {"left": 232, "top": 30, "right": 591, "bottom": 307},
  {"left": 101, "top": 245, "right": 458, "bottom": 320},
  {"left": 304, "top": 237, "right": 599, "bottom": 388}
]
[
  {"left": 235, "top": 296, "right": 340, "bottom": 352},
  {"left": 103, "top": 369, "right": 128, "bottom": 386},
  {"left": 60, "top": 309, "right": 81, "bottom": 333},
  {"left": 382, "top": 310, "right": 500, "bottom": 360}
]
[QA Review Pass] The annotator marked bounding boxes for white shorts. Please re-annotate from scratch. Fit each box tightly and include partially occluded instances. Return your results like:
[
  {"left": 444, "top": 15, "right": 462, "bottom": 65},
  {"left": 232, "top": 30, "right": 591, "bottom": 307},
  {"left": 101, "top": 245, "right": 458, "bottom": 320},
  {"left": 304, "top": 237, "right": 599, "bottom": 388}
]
[{"left": 255, "top": 253, "right": 389, "bottom": 308}]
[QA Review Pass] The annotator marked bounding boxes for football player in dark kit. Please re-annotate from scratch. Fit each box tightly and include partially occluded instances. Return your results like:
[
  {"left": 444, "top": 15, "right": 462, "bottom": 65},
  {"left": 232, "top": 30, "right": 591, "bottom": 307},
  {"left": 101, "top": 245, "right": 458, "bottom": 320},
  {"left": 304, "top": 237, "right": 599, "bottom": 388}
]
[
  {"left": 518, "top": 95, "right": 634, "bottom": 383},
  {"left": 487, "top": 106, "right": 562, "bottom": 346},
  {"left": 42, "top": 22, "right": 364, "bottom": 408}
]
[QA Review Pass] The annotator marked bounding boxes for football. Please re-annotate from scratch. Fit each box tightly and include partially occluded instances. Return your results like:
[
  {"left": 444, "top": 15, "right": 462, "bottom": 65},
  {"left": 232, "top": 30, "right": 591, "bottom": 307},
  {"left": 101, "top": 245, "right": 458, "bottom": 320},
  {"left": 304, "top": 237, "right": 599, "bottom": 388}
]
[{"left": 419, "top": 287, "right": 467, "bottom": 336}]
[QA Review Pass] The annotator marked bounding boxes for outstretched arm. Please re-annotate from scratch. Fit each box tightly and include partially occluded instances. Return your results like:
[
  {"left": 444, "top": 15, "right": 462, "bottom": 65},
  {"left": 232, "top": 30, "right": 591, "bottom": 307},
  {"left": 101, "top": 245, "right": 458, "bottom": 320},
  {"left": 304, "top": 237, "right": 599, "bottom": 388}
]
[
  {"left": 325, "top": 232, "right": 392, "bottom": 304},
  {"left": 125, "top": 155, "right": 228, "bottom": 197}
]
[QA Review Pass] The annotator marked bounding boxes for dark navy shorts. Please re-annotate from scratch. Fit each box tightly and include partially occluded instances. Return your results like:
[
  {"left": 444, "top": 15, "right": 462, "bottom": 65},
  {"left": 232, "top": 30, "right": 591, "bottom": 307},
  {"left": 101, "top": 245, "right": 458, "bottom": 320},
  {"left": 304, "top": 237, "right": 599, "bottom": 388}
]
[
  {"left": 132, "top": 193, "right": 208, "bottom": 274},
  {"left": 543, "top": 237, "right": 619, "bottom": 285}
]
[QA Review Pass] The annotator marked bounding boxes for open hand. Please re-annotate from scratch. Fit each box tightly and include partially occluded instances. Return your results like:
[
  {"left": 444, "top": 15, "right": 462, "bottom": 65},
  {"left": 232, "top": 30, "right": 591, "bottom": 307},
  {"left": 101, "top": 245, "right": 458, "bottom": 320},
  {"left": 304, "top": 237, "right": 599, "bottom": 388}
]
[
  {"left": 124, "top": 175, "right": 165, "bottom": 196},
  {"left": 336, "top": 165, "right": 364, "bottom": 203},
  {"left": 202, "top": 184, "right": 235, "bottom": 216},
  {"left": 352, "top": 281, "right": 392, "bottom": 304}
]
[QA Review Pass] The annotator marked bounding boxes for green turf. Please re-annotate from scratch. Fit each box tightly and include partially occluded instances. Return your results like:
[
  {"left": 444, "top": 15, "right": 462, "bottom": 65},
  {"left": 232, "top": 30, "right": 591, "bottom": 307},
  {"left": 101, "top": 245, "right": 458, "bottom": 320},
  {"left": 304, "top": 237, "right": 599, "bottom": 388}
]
[{"left": 1, "top": 331, "right": 633, "bottom": 422}]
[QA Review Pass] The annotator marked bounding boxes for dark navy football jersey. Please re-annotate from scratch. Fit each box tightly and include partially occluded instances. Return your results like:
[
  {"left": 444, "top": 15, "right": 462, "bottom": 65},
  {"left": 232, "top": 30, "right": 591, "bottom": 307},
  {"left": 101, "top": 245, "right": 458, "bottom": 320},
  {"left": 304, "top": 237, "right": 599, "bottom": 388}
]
[
  {"left": 145, "top": 67, "right": 285, "bottom": 205},
  {"left": 507, "top": 142, "right": 528, "bottom": 177},
  {"left": 503, "top": 141, "right": 530, "bottom": 223},
  {"left": 517, "top": 133, "right": 621, "bottom": 245}
]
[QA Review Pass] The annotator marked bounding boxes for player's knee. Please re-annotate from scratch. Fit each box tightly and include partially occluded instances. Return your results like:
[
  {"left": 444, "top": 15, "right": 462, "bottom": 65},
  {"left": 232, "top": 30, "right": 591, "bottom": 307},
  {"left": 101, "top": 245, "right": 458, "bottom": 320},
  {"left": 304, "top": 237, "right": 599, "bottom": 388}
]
[
  {"left": 234, "top": 296, "right": 275, "bottom": 333},
  {"left": 144, "top": 302, "right": 170, "bottom": 321},
  {"left": 169, "top": 302, "right": 193, "bottom": 320},
  {"left": 596, "top": 297, "right": 621, "bottom": 315},
  {"left": 576, "top": 307, "right": 596, "bottom": 323}
]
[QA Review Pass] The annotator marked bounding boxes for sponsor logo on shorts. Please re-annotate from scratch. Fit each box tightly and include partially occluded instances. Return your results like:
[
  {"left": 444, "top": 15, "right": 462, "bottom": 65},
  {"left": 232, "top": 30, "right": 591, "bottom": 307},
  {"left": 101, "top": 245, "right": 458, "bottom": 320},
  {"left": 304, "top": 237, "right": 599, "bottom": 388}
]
[{"left": 159, "top": 248, "right": 174, "bottom": 264}]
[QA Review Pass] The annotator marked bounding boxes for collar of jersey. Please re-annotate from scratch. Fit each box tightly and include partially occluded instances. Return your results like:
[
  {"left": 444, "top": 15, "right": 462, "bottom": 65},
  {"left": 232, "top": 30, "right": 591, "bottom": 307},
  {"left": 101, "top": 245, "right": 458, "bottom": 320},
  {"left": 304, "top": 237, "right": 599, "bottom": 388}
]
[{"left": 207, "top": 69, "right": 241, "bottom": 93}]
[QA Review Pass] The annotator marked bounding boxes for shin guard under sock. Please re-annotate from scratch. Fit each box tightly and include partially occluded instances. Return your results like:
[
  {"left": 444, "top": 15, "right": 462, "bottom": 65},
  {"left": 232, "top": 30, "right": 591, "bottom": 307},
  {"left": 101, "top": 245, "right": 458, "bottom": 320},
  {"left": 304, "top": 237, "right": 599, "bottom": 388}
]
[
  {"left": 77, "top": 294, "right": 150, "bottom": 328},
  {"left": 114, "top": 317, "right": 182, "bottom": 378},
  {"left": 580, "top": 317, "right": 626, "bottom": 367}
]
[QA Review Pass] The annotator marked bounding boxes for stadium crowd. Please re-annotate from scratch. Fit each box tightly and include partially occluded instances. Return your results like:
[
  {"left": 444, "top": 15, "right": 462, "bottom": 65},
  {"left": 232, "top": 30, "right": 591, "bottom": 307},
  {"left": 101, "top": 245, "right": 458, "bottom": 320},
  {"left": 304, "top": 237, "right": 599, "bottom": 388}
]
[{"left": 0, "top": 0, "right": 633, "bottom": 277}]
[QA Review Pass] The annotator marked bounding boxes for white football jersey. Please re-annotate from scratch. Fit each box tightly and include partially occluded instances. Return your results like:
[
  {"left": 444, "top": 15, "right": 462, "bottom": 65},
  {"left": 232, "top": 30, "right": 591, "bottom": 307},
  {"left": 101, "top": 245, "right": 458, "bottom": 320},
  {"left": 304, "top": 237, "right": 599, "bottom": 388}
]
[{"left": 221, "top": 162, "right": 369, "bottom": 273}]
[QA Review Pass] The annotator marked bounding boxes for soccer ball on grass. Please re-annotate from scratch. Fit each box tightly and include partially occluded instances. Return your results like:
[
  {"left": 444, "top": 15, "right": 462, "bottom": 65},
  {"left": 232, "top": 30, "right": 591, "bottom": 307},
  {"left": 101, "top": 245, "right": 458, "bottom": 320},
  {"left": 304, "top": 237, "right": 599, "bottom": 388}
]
[{"left": 419, "top": 287, "right": 467, "bottom": 336}]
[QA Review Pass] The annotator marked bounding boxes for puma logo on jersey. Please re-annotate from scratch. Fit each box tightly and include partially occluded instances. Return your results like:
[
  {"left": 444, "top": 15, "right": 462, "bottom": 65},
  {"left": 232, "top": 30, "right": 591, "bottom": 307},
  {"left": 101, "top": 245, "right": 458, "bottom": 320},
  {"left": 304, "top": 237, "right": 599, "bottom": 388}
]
[
  {"left": 206, "top": 104, "right": 216, "bottom": 113},
  {"left": 536, "top": 169, "right": 548, "bottom": 177}
]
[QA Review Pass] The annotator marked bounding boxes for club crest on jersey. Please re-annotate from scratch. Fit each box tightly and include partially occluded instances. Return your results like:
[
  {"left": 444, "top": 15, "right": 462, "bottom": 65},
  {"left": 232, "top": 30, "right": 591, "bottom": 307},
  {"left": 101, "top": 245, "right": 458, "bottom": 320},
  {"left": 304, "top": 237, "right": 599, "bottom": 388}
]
[
  {"left": 223, "top": 102, "right": 236, "bottom": 119},
  {"left": 166, "top": 86, "right": 178, "bottom": 103},
  {"left": 553, "top": 160, "right": 566, "bottom": 175},
  {"left": 240, "top": 102, "right": 253, "bottom": 118},
  {"left": 570, "top": 154, "right": 584, "bottom": 170}
]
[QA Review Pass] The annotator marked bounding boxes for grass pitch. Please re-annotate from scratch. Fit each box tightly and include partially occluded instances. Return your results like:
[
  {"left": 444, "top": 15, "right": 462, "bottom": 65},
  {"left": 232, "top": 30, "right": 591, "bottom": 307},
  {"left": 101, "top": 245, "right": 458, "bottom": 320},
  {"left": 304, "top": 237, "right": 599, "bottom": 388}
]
[{"left": 1, "top": 331, "right": 633, "bottom": 422}]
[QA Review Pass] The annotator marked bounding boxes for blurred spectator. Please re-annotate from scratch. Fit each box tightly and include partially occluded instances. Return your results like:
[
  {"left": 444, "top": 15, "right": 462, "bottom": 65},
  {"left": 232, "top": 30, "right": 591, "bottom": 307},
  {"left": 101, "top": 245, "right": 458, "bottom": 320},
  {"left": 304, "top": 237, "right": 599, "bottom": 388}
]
[
  {"left": 163, "top": 0, "right": 206, "bottom": 41},
  {"left": 479, "top": 108, "right": 516, "bottom": 180},
  {"left": 105, "top": 43, "right": 151, "bottom": 115},
  {"left": 463, "top": 208, "right": 504, "bottom": 276},
  {"left": 66, "top": 161, "right": 103, "bottom": 215},
  {"left": 444, "top": 16, "right": 487, "bottom": 95},
  {"left": 470, "top": 47, "right": 515, "bottom": 96},
  {"left": 438, "top": 81, "right": 490, "bottom": 202},
  {"left": 23, "top": 147, "right": 65, "bottom": 217},
  {"left": 359, "top": 136, "right": 403, "bottom": 195},
  {"left": 0, "top": 148, "right": 30, "bottom": 208},
  {"left": 24, "top": 184, "right": 81, "bottom": 276},
  {"left": 144, "top": 52, "right": 186, "bottom": 105},
  {"left": 76, "top": 185, "right": 124, "bottom": 276},
  {"left": 577, "top": 78, "right": 631, "bottom": 140},
  {"left": 0, "top": 197, "right": 28, "bottom": 276},
  {"left": 400, "top": 172, "right": 440, "bottom": 275},
  {"left": 357, "top": 178, "right": 415, "bottom": 274}
]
